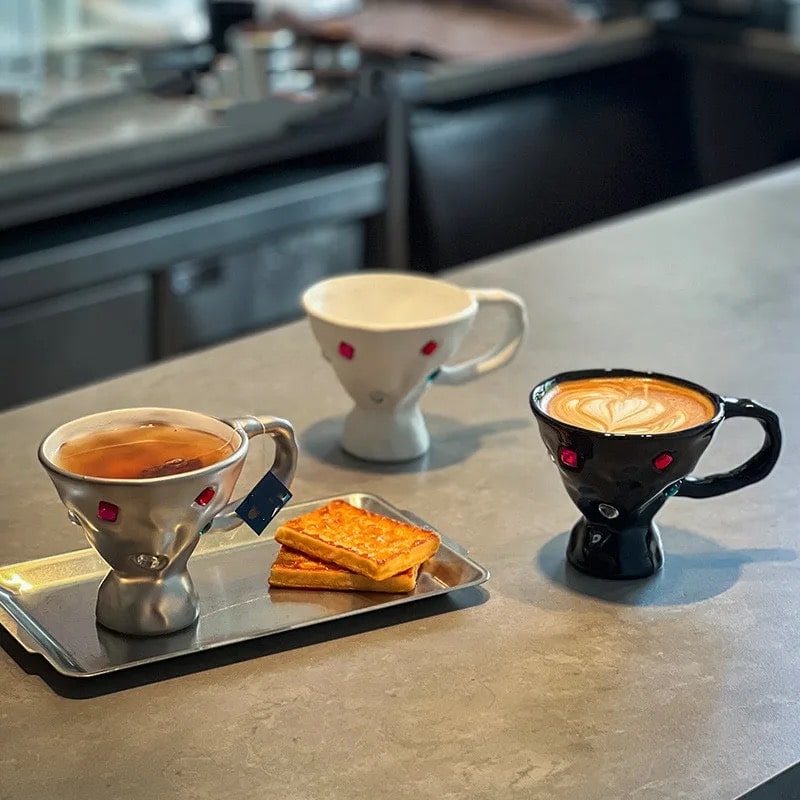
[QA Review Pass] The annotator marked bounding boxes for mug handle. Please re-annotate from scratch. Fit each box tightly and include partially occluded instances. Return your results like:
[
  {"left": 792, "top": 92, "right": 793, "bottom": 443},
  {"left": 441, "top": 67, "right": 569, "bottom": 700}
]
[
  {"left": 676, "top": 397, "right": 781, "bottom": 499},
  {"left": 205, "top": 415, "right": 298, "bottom": 533},
  {"left": 434, "top": 288, "right": 528, "bottom": 386}
]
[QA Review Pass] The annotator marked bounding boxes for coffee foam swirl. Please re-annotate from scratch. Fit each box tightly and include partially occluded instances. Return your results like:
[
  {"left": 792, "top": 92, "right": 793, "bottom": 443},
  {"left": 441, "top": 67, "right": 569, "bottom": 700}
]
[{"left": 543, "top": 377, "right": 716, "bottom": 435}]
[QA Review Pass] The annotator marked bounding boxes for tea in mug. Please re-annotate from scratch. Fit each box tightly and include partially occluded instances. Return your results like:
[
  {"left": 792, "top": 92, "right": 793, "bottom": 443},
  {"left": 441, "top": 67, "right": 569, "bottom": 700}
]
[{"left": 55, "top": 423, "right": 237, "bottom": 479}]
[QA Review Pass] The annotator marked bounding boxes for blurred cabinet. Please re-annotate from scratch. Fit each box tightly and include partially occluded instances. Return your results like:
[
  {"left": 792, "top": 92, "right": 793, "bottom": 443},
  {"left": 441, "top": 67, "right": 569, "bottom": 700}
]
[
  {"left": 158, "top": 223, "right": 363, "bottom": 356},
  {"left": 0, "top": 276, "right": 153, "bottom": 410},
  {"left": 0, "top": 164, "right": 387, "bottom": 410}
]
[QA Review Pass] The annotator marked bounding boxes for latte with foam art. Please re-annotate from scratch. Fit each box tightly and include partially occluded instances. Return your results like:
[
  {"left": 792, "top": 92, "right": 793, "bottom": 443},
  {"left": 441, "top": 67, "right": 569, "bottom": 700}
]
[{"left": 542, "top": 376, "right": 716, "bottom": 435}]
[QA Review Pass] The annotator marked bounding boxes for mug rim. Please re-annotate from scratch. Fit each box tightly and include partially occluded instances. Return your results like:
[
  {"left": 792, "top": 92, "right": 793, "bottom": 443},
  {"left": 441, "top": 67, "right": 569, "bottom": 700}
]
[
  {"left": 529, "top": 368, "right": 725, "bottom": 439},
  {"left": 38, "top": 407, "right": 248, "bottom": 485},
  {"left": 301, "top": 271, "right": 477, "bottom": 331}
]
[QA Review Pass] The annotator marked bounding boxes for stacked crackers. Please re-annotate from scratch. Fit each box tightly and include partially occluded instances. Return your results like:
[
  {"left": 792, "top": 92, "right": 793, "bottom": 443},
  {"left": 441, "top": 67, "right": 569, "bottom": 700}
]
[{"left": 268, "top": 499, "right": 440, "bottom": 594}]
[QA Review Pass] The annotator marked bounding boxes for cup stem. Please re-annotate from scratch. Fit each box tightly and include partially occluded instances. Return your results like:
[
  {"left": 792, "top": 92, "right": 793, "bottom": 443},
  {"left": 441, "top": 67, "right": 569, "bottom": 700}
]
[
  {"left": 567, "top": 518, "right": 664, "bottom": 580},
  {"left": 95, "top": 567, "right": 200, "bottom": 636},
  {"left": 341, "top": 404, "right": 430, "bottom": 463}
]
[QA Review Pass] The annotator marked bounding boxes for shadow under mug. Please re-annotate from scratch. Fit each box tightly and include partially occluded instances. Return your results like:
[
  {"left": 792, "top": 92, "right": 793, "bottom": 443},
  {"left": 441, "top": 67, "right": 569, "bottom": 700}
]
[
  {"left": 530, "top": 369, "right": 782, "bottom": 580},
  {"left": 302, "top": 271, "right": 528, "bottom": 463},
  {"left": 38, "top": 408, "right": 298, "bottom": 636}
]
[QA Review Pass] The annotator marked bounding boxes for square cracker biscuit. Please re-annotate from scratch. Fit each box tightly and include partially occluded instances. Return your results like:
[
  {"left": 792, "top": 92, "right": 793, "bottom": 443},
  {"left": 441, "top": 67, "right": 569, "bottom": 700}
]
[
  {"left": 274, "top": 499, "right": 440, "bottom": 581},
  {"left": 268, "top": 546, "right": 419, "bottom": 593}
]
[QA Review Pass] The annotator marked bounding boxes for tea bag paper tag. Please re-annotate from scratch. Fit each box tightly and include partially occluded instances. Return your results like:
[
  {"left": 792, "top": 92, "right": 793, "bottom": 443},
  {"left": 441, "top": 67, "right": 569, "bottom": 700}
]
[{"left": 235, "top": 472, "right": 292, "bottom": 535}]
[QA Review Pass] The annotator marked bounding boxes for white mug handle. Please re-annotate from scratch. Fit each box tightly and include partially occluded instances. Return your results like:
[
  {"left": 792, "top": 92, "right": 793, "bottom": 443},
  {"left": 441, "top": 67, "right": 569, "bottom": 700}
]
[{"left": 435, "top": 288, "right": 528, "bottom": 386}]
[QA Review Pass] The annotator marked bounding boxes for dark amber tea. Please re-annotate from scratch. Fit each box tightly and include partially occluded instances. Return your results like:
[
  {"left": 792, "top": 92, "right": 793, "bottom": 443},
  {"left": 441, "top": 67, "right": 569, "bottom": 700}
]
[{"left": 55, "top": 423, "right": 237, "bottom": 479}]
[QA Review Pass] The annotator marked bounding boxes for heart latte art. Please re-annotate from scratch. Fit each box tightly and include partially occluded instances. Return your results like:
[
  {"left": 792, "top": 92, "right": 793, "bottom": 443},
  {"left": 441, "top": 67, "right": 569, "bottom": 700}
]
[{"left": 542, "top": 377, "right": 716, "bottom": 434}]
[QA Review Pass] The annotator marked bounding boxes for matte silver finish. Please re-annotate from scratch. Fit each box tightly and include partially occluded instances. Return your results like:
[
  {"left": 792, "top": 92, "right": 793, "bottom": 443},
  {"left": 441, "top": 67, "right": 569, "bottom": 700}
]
[
  {"left": 37, "top": 409, "right": 298, "bottom": 637},
  {"left": 0, "top": 493, "right": 488, "bottom": 677}
]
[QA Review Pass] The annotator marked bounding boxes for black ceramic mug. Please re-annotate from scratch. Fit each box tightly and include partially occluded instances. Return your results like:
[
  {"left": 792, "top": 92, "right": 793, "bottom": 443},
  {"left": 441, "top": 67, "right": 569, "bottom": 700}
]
[{"left": 530, "top": 368, "right": 782, "bottom": 579}]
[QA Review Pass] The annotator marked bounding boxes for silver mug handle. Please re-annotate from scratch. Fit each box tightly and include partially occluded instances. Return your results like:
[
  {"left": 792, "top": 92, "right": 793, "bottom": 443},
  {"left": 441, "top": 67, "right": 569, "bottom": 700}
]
[{"left": 205, "top": 415, "right": 298, "bottom": 534}]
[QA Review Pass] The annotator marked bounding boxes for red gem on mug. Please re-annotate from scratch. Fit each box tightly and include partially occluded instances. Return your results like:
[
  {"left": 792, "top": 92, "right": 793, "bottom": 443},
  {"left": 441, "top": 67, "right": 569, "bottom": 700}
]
[
  {"left": 338, "top": 341, "right": 355, "bottom": 359},
  {"left": 653, "top": 452, "right": 674, "bottom": 470},
  {"left": 97, "top": 501, "right": 119, "bottom": 522},
  {"left": 194, "top": 487, "right": 215, "bottom": 506},
  {"left": 421, "top": 340, "right": 438, "bottom": 356},
  {"left": 558, "top": 447, "right": 579, "bottom": 469}
]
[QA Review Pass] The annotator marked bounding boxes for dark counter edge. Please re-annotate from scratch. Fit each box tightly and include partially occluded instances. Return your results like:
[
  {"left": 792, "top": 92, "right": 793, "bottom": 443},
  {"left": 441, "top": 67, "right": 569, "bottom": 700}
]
[
  {"left": 412, "top": 17, "right": 657, "bottom": 104},
  {"left": 734, "top": 760, "right": 800, "bottom": 799}
]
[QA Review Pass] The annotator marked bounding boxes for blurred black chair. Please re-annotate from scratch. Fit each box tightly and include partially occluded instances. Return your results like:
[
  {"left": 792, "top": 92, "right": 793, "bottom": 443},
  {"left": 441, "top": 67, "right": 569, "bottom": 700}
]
[{"left": 408, "top": 53, "right": 700, "bottom": 271}]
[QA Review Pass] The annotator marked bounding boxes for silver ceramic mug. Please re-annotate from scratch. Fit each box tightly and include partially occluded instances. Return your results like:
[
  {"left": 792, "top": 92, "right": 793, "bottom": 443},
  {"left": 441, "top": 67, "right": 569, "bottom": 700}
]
[{"left": 38, "top": 407, "right": 298, "bottom": 636}]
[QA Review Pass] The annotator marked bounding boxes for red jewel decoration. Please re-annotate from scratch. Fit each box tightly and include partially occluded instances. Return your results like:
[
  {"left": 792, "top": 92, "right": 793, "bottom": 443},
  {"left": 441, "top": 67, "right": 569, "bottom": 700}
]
[
  {"left": 653, "top": 452, "right": 674, "bottom": 471},
  {"left": 558, "top": 447, "right": 579, "bottom": 469},
  {"left": 97, "top": 501, "right": 119, "bottom": 523},
  {"left": 195, "top": 487, "right": 215, "bottom": 506},
  {"left": 421, "top": 340, "right": 438, "bottom": 356},
  {"left": 338, "top": 341, "right": 355, "bottom": 360}
]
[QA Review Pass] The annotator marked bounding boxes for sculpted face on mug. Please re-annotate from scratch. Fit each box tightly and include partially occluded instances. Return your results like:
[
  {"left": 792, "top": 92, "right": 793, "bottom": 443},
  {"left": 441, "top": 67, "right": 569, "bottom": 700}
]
[
  {"left": 537, "top": 376, "right": 719, "bottom": 521},
  {"left": 44, "top": 415, "right": 244, "bottom": 573},
  {"left": 320, "top": 331, "right": 455, "bottom": 410}
]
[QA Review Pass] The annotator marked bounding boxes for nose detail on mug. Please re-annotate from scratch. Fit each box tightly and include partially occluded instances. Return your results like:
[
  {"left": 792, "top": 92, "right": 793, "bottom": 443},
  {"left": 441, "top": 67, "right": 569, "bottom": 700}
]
[
  {"left": 598, "top": 503, "right": 619, "bottom": 519},
  {"left": 369, "top": 391, "right": 386, "bottom": 404},
  {"left": 134, "top": 554, "right": 168, "bottom": 571}
]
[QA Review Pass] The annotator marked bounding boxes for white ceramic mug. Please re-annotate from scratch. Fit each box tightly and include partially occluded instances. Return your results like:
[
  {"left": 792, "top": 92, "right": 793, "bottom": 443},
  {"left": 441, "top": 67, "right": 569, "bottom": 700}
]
[{"left": 302, "top": 272, "right": 528, "bottom": 462}]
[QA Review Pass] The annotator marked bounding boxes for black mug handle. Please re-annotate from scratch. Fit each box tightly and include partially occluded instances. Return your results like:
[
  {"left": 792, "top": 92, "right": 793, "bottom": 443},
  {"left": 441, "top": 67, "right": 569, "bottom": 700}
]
[{"left": 677, "top": 397, "right": 782, "bottom": 499}]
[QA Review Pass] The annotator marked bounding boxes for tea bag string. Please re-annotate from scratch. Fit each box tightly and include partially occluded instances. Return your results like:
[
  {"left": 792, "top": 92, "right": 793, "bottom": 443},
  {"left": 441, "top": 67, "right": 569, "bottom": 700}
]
[{"left": 242, "top": 415, "right": 268, "bottom": 476}]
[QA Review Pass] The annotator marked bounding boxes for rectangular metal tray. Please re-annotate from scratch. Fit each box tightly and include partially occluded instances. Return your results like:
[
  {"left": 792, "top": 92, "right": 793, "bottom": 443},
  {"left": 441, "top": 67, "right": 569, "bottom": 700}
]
[{"left": 0, "top": 493, "right": 489, "bottom": 678}]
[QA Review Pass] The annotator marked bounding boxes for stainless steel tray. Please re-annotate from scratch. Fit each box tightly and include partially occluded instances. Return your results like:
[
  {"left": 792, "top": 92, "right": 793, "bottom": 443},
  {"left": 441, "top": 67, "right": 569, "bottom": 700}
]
[{"left": 0, "top": 493, "right": 489, "bottom": 678}]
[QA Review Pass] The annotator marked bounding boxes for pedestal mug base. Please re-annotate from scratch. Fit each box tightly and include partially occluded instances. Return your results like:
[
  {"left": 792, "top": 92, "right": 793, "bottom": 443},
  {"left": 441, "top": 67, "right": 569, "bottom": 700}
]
[
  {"left": 341, "top": 406, "right": 430, "bottom": 463},
  {"left": 567, "top": 518, "right": 664, "bottom": 580},
  {"left": 96, "top": 568, "right": 200, "bottom": 636}
]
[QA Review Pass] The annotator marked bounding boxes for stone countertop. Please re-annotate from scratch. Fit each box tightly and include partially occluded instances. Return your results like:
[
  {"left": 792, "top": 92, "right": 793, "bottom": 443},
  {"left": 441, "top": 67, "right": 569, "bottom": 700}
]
[{"left": 1, "top": 163, "right": 800, "bottom": 799}]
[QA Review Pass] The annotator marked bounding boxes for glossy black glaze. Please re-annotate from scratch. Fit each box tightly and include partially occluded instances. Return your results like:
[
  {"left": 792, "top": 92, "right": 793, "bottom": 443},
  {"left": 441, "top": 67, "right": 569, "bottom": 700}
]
[{"left": 530, "top": 368, "right": 782, "bottom": 580}]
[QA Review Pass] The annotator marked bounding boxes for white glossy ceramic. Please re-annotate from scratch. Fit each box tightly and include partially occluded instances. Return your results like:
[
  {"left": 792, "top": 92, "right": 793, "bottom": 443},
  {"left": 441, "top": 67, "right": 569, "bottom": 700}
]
[{"left": 302, "top": 272, "right": 528, "bottom": 462}]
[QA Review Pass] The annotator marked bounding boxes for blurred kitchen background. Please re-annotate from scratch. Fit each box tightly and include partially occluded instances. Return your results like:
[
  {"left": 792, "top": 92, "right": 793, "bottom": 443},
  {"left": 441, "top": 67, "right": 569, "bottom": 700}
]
[{"left": 1, "top": 0, "right": 799, "bottom": 411}]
